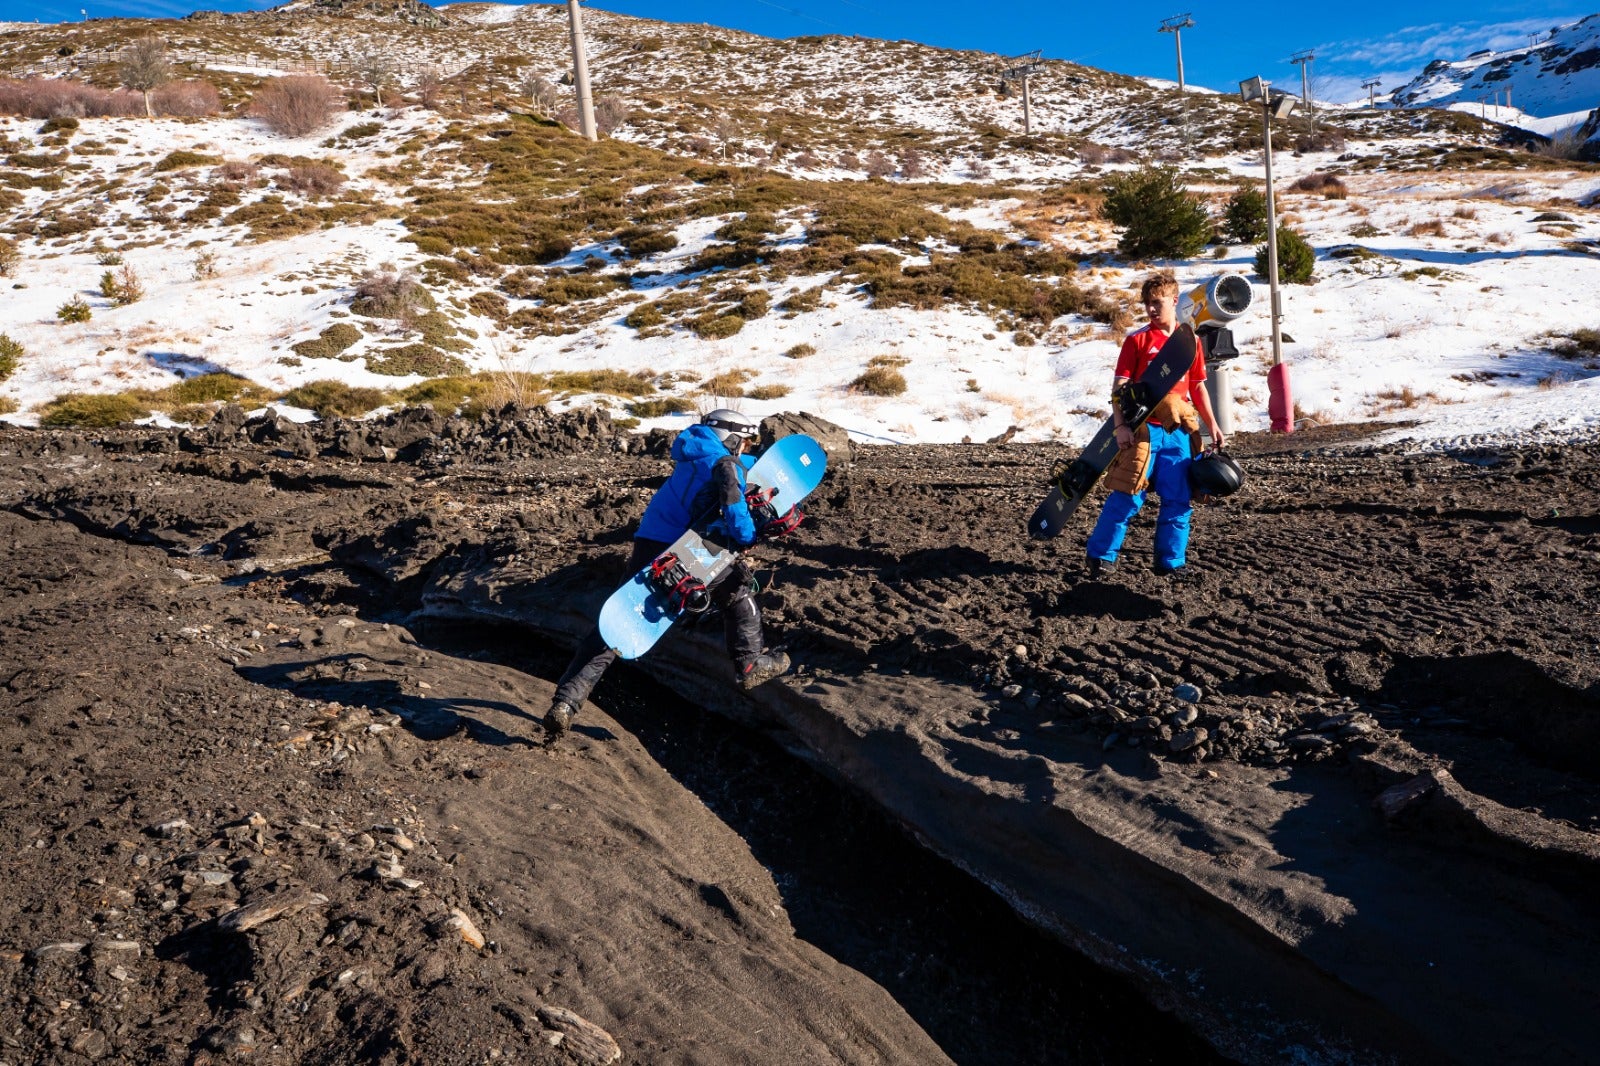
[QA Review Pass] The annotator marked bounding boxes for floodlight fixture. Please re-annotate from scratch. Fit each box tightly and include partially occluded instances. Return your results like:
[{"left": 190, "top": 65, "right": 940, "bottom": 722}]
[
  {"left": 1270, "top": 91, "right": 1297, "bottom": 120},
  {"left": 1239, "top": 76, "right": 1265, "bottom": 103}
]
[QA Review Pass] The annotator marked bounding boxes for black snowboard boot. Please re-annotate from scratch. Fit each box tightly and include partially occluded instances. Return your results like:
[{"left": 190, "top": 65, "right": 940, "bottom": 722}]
[
  {"left": 1086, "top": 556, "right": 1115, "bottom": 580},
  {"left": 543, "top": 700, "right": 574, "bottom": 744},
  {"left": 738, "top": 651, "right": 791, "bottom": 691}
]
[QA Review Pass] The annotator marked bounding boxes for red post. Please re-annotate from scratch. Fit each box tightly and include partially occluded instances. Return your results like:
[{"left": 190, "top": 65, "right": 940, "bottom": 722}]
[{"left": 1268, "top": 363, "right": 1294, "bottom": 433}]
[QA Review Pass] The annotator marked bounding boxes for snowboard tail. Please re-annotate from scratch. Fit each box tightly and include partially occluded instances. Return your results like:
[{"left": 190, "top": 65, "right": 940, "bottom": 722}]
[{"left": 1028, "top": 325, "right": 1197, "bottom": 540}]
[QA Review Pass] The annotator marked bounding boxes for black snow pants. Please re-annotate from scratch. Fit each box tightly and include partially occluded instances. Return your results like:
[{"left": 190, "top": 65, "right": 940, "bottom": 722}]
[{"left": 552, "top": 537, "right": 763, "bottom": 709}]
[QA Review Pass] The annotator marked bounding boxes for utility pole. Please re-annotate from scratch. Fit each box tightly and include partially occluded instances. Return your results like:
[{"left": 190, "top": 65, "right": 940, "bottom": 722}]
[
  {"left": 1362, "top": 78, "right": 1381, "bottom": 109},
  {"left": 1158, "top": 14, "right": 1195, "bottom": 92},
  {"left": 1290, "top": 49, "right": 1315, "bottom": 130},
  {"left": 565, "top": 0, "right": 597, "bottom": 141},
  {"left": 1001, "top": 50, "right": 1044, "bottom": 135}
]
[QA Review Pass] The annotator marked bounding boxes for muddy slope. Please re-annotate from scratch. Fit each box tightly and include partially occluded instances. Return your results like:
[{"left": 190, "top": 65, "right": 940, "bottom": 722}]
[
  {"left": 0, "top": 412, "right": 952, "bottom": 1066},
  {"left": 4, "top": 407, "right": 1599, "bottom": 1064}
]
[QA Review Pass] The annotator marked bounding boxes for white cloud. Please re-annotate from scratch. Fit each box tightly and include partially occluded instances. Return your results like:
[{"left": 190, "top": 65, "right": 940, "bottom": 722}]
[{"left": 1327, "top": 16, "right": 1581, "bottom": 68}]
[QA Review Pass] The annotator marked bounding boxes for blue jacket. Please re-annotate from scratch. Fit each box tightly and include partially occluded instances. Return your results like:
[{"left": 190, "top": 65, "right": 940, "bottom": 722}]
[{"left": 636, "top": 424, "right": 757, "bottom": 547}]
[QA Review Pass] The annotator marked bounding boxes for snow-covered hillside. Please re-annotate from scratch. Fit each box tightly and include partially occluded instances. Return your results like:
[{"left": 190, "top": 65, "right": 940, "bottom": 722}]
[
  {"left": 0, "top": 3, "right": 1598, "bottom": 450},
  {"left": 1390, "top": 13, "right": 1600, "bottom": 121}
]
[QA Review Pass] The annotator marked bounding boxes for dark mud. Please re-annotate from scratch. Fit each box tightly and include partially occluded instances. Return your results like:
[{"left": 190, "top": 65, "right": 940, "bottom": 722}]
[{"left": 2, "top": 406, "right": 1597, "bottom": 1064}]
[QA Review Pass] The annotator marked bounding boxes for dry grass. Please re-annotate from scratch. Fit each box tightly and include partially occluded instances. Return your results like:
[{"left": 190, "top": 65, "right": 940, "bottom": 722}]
[
  {"left": 1408, "top": 219, "right": 1447, "bottom": 238},
  {"left": 849, "top": 365, "right": 907, "bottom": 396},
  {"left": 700, "top": 368, "right": 754, "bottom": 395}
]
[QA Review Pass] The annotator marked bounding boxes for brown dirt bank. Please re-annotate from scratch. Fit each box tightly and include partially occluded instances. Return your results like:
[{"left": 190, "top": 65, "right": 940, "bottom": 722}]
[{"left": 3, "top": 407, "right": 1598, "bottom": 1064}]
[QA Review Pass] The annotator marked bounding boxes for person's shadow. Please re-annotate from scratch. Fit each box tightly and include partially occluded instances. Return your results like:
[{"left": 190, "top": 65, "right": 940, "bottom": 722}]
[{"left": 238, "top": 656, "right": 553, "bottom": 747}]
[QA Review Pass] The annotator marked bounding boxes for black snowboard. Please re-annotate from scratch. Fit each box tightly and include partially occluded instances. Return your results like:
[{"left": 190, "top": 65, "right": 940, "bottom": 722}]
[{"left": 1028, "top": 324, "right": 1197, "bottom": 540}]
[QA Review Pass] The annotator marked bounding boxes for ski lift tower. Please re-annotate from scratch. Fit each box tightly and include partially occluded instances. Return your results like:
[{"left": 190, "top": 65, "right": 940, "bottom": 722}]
[
  {"left": 1362, "top": 78, "right": 1381, "bottom": 109},
  {"left": 1290, "top": 49, "right": 1316, "bottom": 129},
  {"left": 1001, "top": 50, "right": 1045, "bottom": 135},
  {"left": 1158, "top": 14, "right": 1195, "bottom": 92},
  {"left": 565, "top": 0, "right": 598, "bottom": 140}
]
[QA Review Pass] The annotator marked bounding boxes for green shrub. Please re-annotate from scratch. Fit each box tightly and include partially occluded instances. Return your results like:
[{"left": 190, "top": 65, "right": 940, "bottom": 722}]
[
  {"left": 292, "top": 322, "right": 362, "bottom": 359},
  {"left": 779, "top": 287, "right": 823, "bottom": 313},
  {"left": 0, "top": 334, "right": 21, "bottom": 380},
  {"left": 693, "top": 312, "right": 745, "bottom": 339},
  {"left": 406, "top": 234, "right": 453, "bottom": 256},
  {"left": 57, "top": 296, "right": 92, "bottom": 323},
  {"left": 160, "top": 372, "right": 270, "bottom": 405},
  {"left": 154, "top": 150, "right": 222, "bottom": 172},
  {"left": 39, "top": 392, "right": 150, "bottom": 427},
  {"left": 617, "top": 226, "right": 678, "bottom": 257},
  {"left": 365, "top": 344, "right": 467, "bottom": 377},
  {"left": 1222, "top": 187, "right": 1269, "bottom": 244},
  {"left": 278, "top": 380, "right": 392, "bottom": 417},
  {"left": 715, "top": 212, "right": 777, "bottom": 243},
  {"left": 738, "top": 290, "right": 771, "bottom": 320},
  {"left": 41, "top": 116, "right": 80, "bottom": 134},
  {"left": 466, "top": 290, "right": 509, "bottom": 321},
  {"left": 625, "top": 302, "right": 665, "bottom": 329},
  {"left": 1255, "top": 226, "right": 1315, "bottom": 284},
  {"left": 849, "top": 366, "right": 907, "bottom": 396},
  {"left": 628, "top": 396, "right": 696, "bottom": 417},
  {"left": 399, "top": 374, "right": 498, "bottom": 414},
  {"left": 1101, "top": 167, "right": 1212, "bottom": 259},
  {"left": 547, "top": 369, "right": 656, "bottom": 397}
]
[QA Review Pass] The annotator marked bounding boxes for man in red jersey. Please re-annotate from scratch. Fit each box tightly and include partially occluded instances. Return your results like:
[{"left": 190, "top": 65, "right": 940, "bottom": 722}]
[{"left": 1084, "top": 270, "right": 1224, "bottom": 580}]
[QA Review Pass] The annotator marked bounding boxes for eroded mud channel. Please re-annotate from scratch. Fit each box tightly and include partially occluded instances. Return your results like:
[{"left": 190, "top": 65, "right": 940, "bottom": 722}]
[{"left": 3, "top": 406, "right": 1598, "bottom": 1065}]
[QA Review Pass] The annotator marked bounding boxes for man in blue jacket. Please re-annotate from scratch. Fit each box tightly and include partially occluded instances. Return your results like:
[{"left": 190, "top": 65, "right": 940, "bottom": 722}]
[{"left": 544, "top": 409, "right": 791, "bottom": 742}]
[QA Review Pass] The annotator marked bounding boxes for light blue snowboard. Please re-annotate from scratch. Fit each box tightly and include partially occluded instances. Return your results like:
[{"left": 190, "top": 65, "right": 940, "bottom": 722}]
[{"left": 598, "top": 433, "right": 828, "bottom": 660}]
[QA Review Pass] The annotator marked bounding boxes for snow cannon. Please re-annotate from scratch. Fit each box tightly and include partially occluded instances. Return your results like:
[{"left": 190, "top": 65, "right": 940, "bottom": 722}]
[{"left": 1177, "top": 273, "right": 1253, "bottom": 329}]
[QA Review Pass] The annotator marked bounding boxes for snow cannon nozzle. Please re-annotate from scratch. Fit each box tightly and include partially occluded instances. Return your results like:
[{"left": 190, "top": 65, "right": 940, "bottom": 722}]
[{"left": 1177, "top": 273, "right": 1253, "bottom": 329}]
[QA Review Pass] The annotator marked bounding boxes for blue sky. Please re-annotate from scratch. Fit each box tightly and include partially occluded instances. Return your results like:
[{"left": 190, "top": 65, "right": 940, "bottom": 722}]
[{"left": 1, "top": 0, "right": 1586, "bottom": 104}]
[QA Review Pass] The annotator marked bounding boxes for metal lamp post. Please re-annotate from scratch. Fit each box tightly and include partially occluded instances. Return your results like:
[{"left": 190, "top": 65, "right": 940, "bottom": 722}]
[{"left": 1240, "top": 76, "right": 1297, "bottom": 433}]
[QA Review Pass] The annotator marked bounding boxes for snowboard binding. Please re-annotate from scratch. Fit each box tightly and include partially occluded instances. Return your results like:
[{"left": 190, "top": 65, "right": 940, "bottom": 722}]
[
  {"left": 1049, "top": 456, "right": 1099, "bottom": 498},
  {"left": 647, "top": 552, "right": 711, "bottom": 615},
  {"left": 746, "top": 485, "right": 804, "bottom": 539},
  {"left": 1113, "top": 380, "right": 1155, "bottom": 426}
]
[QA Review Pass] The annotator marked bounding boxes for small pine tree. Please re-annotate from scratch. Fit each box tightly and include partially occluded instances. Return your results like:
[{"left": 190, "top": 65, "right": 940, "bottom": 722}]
[
  {"left": 1101, "top": 167, "right": 1212, "bottom": 260},
  {"left": 0, "top": 333, "right": 21, "bottom": 381},
  {"left": 57, "top": 296, "right": 92, "bottom": 323},
  {"left": 1222, "top": 187, "right": 1270, "bottom": 244},
  {"left": 1255, "top": 225, "right": 1315, "bottom": 284}
]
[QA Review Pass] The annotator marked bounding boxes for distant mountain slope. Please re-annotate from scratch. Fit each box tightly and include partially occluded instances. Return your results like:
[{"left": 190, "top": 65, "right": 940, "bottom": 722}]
[{"left": 1390, "top": 13, "right": 1600, "bottom": 118}]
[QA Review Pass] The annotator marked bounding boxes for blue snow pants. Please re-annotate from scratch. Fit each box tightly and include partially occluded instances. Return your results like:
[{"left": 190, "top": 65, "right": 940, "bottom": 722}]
[{"left": 1086, "top": 422, "right": 1194, "bottom": 572}]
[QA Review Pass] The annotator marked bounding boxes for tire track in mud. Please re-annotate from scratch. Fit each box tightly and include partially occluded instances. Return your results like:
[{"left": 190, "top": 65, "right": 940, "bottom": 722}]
[{"left": 780, "top": 433, "right": 1600, "bottom": 822}]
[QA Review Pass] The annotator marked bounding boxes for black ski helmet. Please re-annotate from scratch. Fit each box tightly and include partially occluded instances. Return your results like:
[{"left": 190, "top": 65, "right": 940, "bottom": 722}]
[
  {"left": 1189, "top": 450, "right": 1244, "bottom": 497},
  {"left": 701, "top": 408, "right": 759, "bottom": 448}
]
